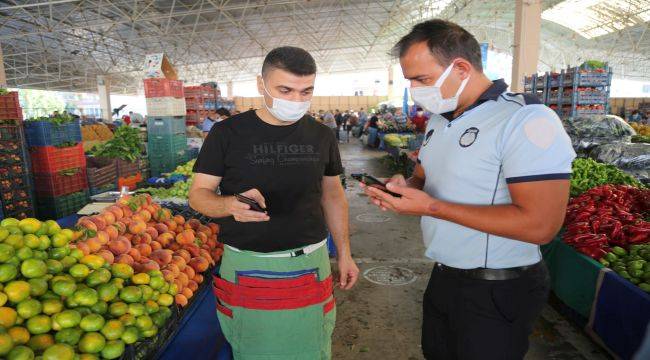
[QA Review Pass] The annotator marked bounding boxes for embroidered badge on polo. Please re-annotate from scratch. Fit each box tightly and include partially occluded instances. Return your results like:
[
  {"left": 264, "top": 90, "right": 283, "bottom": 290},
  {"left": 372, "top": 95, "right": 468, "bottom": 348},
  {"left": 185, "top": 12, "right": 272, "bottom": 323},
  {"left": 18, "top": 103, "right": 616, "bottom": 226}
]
[{"left": 459, "top": 127, "right": 479, "bottom": 147}]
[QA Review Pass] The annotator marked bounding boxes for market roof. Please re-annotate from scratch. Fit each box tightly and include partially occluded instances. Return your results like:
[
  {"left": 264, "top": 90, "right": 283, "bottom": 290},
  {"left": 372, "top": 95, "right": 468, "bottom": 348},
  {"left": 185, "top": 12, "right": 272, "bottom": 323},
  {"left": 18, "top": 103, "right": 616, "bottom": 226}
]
[{"left": 1, "top": 0, "right": 649, "bottom": 94}]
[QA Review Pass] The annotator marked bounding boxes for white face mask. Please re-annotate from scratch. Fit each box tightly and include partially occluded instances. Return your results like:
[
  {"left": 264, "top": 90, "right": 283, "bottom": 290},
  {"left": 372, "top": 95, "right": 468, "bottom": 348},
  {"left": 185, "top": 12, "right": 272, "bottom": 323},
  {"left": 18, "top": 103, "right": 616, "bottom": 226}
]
[
  {"left": 262, "top": 81, "right": 311, "bottom": 122},
  {"left": 409, "top": 63, "right": 470, "bottom": 114}
]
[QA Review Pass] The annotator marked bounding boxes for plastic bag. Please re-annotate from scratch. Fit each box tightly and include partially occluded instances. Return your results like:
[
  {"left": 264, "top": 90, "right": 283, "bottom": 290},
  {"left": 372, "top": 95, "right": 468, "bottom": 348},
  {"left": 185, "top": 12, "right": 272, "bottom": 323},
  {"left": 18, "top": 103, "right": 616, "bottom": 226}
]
[
  {"left": 590, "top": 143, "right": 650, "bottom": 172},
  {"left": 563, "top": 115, "right": 635, "bottom": 152}
]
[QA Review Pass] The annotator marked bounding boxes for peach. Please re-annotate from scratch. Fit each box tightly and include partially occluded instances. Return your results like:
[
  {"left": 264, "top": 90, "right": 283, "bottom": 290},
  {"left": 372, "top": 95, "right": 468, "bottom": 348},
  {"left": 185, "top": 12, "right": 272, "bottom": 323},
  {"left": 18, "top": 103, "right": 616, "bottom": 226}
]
[
  {"left": 108, "top": 237, "right": 132, "bottom": 256},
  {"left": 163, "top": 220, "right": 177, "bottom": 232},
  {"left": 189, "top": 257, "right": 209, "bottom": 273},
  {"left": 131, "top": 213, "right": 144, "bottom": 223},
  {"left": 102, "top": 210, "right": 116, "bottom": 224},
  {"left": 175, "top": 230, "right": 196, "bottom": 246},
  {"left": 107, "top": 205, "right": 124, "bottom": 220},
  {"left": 176, "top": 249, "right": 191, "bottom": 263},
  {"left": 157, "top": 232, "right": 174, "bottom": 247},
  {"left": 151, "top": 249, "right": 173, "bottom": 267},
  {"left": 199, "top": 249, "right": 214, "bottom": 265},
  {"left": 162, "top": 270, "right": 176, "bottom": 282},
  {"left": 76, "top": 241, "right": 91, "bottom": 256},
  {"left": 173, "top": 215, "right": 186, "bottom": 225},
  {"left": 197, "top": 225, "right": 212, "bottom": 237},
  {"left": 177, "top": 272, "right": 189, "bottom": 286},
  {"left": 181, "top": 287, "right": 193, "bottom": 299},
  {"left": 185, "top": 245, "right": 201, "bottom": 258},
  {"left": 112, "top": 222, "right": 127, "bottom": 235},
  {"left": 141, "top": 260, "right": 160, "bottom": 272},
  {"left": 128, "top": 220, "right": 146, "bottom": 235},
  {"left": 119, "top": 204, "right": 133, "bottom": 218},
  {"left": 90, "top": 215, "right": 107, "bottom": 231},
  {"left": 116, "top": 254, "right": 134, "bottom": 266},
  {"left": 165, "top": 264, "right": 180, "bottom": 277},
  {"left": 174, "top": 279, "right": 184, "bottom": 291},
  {"left": 87, "top": 237, "right": 102, "bottom": 253},
  {"left": 187, "top": 219, "right": 201, "bottom": 230},
  {"left": 97, "top": 249, "right": 115, "bottom": 264},
  {"left": 139, "top": 210, "right": 152, "bottom": 222},
  {"left": 187, "top": 280, "right": 198, "bottom": 292},
  {"left": 196, "top": 232, "right": 208, "bottom": 245},
  {"left": 183, "top": 265, "right": 195, "bottom": 280},
  {"left": 77, "top": 217, "right": 97, "bottom": 232},
  {"left": 128, "top": 248, "right": 141, "bottom": 262},
  {"left": 145, "top": 227, "right": 159, "bottom": 240},
  {"left": 135, "top": 244, "right": 152, "bottom": 257},
  {"left": 131, "top": 263, "right": 144, "bottom": 273},
  {"left": 175, "top": 294, "right": 188, "bottom": 307},
  {"left": 96, "top": 231, "right": 110, "bottom": 245},
  {"left": 171, "top": 256, "right": 187, "bottom": 271},
  {"left": 154, "top": 223, "right": 168, "bottom": 235},
  {"left": 193, "top": 274, "right": 204, "bottom": 284},
  {"left": 206, "top": 239, "right": 217, "bottom": 249},
  {"left": 105, "top": 226, "right": 119, "bottom": 241},
  {"left": 168, "top": 242, "right": 181, "bottom": 251},
  {"left": 150, "top": 241, "right": 162, "bottom": 251},
  {"left": 131, "top": 235, "right": 143, "bottom": 246},
  {"left": 208, "top": 223, "right": 220, "bottom": 235}
]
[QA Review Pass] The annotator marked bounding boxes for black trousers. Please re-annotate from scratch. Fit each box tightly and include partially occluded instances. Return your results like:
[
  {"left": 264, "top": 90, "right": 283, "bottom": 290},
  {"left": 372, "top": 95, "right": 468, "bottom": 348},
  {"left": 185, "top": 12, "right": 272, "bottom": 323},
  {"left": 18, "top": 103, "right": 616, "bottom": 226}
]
[{"left": 422, "top": 263, "right": 550, "bottom": 360}]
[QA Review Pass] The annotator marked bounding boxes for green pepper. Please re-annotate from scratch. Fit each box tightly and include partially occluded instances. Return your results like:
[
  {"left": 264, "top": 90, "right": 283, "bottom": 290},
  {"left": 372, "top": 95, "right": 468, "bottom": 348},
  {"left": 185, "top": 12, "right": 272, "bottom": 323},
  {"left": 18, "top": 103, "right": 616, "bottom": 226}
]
[
  {"left": 612, "top": 246, "right": 627, "bottom": 257},
  {"left": 629, "top": 261, "right": 645, "bottom": 271},
  {"left": 632, "top": 269, "right": 645, "bottom": 279},
  {"left": 619, "top": 270, "right": 631, "bottom": 279},
  {"left": 604, "top": 252, "right": 619, "bottom": 262}
]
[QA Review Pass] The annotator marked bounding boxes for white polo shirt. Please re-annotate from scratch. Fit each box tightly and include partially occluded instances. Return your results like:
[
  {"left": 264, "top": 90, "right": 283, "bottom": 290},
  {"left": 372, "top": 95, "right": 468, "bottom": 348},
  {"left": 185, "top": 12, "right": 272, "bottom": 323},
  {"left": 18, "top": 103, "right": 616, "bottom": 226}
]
[{"left": 417, "top": 80, "right": 576, "bottom": 269}]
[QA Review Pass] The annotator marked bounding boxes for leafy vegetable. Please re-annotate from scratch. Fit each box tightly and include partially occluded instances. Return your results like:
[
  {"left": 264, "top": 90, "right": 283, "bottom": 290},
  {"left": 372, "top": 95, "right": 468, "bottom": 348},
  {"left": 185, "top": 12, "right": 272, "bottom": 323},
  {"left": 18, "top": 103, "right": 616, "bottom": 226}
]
[
  {"left": 632, "top": 135, "right": 650, "bottom": 144},
  {"left": 26, "top": 113, "right": 75, "bottom": 125},
  {"left": 90, "top": 126, "right": 142, "bottom": 161},
  {"left": 571, "top": 158, "right": 644, "bottom": 196}
]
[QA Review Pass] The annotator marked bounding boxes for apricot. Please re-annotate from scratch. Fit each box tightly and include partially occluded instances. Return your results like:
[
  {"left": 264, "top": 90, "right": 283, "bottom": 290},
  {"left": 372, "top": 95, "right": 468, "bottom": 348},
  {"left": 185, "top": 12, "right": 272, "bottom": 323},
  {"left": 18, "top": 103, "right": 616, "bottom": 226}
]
[{"left": 108, "top": 237, "right": 132, "bottom": 256}]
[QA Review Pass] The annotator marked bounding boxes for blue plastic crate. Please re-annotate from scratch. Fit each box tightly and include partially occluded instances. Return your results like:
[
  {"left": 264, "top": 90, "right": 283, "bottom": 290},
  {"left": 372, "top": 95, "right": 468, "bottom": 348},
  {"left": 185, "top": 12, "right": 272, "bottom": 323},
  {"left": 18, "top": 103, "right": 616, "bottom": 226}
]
[{"left": 24, "top": 120, "right": 82, "bottom": 146}]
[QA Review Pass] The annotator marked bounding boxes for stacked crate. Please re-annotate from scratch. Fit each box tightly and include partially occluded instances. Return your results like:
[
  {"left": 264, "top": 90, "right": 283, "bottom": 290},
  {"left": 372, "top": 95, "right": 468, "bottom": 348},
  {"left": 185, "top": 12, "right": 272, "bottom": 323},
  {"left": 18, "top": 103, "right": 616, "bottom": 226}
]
[
  {"left": 86, "top": 157, "right": 118, "bottom": 195},
  {"left": 0, "top": 93, "right": 35, "bottom": 220},
  {"left": 24, "top": 119, "right": 88, "bottom": 219},
  {"left": 144, "top": 79, "right": 185, "bottom": 116},
  {"left": 184, "top": 85, "right": 216, "bottom": 126},
  {"left": 147, "top": 116, "right": 188, "bottom": 177}
]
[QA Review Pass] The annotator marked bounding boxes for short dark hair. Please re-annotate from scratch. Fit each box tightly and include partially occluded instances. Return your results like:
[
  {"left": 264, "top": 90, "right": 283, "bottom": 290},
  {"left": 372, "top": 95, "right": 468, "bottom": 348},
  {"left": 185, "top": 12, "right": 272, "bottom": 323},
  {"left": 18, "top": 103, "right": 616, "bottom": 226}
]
[
  {"left": 216, "top": 107, "right": 231, "bottom": 117},
  {"left": 262, "top": 46, "right": 317, "bottom": 76},
  {"left": 392, "top": 19, "right": 482, "bottom": 71}
]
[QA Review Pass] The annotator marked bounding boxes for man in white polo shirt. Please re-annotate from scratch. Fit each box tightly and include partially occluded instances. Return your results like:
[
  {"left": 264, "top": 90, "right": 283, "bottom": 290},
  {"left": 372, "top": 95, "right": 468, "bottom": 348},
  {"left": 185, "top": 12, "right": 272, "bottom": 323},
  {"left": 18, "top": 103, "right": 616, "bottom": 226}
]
[{"left": 364, "top": 20, "right": 576, "bottom": 359}]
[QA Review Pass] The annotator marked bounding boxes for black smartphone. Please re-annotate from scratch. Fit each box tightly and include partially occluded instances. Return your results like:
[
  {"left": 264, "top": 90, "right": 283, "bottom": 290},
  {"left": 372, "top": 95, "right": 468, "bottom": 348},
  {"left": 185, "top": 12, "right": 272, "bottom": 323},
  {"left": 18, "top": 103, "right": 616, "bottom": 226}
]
[
  {"left": 235, "top": 194, "right": 267, "bottom": 212},
  {"left": 351, "top": 173, "right": 402, "bottom": 198}
]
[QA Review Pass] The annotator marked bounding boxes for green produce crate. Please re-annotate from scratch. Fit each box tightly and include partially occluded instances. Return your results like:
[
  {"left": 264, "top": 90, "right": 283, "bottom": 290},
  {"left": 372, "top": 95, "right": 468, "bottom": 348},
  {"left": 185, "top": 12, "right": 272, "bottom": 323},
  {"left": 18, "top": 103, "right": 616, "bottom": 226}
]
[
  {"left": 147, "top": 134, "right": 187, "bottom": 155},
  {"left": 149, "top": 152, "right": 188, "bottom": 177},
  {"left": 146, "top": 116, "right": 186, "bottom": 135},
  {"left": 37, "top": 189, "right": 90, "bottom": 220}
]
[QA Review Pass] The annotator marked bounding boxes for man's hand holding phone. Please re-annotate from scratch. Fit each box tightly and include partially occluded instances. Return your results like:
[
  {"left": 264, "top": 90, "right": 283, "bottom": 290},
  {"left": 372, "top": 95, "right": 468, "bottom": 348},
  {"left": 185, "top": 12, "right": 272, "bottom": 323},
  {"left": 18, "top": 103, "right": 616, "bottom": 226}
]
[
  {"left": 228, "top": 188, "right": 270, "bottom": 222},
  {"left": 362, "top": 174, "right": 441, "bottom": 217}
]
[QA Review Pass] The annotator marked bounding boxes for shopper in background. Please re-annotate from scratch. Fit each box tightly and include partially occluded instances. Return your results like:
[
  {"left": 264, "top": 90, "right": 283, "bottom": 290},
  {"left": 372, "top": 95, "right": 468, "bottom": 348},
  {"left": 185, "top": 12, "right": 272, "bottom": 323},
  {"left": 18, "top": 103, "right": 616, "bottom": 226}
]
[
  {"left": 394, "top": 108, "right": 407, "bottom": 125},
  {"left": 347, "top": 111, "right": 358, "bottom": 142},
  {"left": 363, "top": 19, "right": 576, "bottom": 360},
  {"left": 121, "top": 113, "right": 131, "bottom": 126},
  {"left": 201, "top": 110, "right": 217, "bottom": 138},
  {"left": 356, "top": 107, "right": 368, "bottom": 138},
  {"left": 629, "top": 109, "right": 642, "bottom": 123},
  {"left": 323, "top": 109, "right": 337, "bottom": 135},
  {"left": 190, "top": 46, "right": 358, "bottom": 360},
  {"left": 334, "top": 109, "right": 343, "bottom": 141},
  {"left": 215, "top": 107, "right": 231, "bottom": 123},
  {"left": 409, "top": 106, "right": 429, "bottom": 134},
  {"left": 129, "top": 111, "right": 145, "bottom": 127}
]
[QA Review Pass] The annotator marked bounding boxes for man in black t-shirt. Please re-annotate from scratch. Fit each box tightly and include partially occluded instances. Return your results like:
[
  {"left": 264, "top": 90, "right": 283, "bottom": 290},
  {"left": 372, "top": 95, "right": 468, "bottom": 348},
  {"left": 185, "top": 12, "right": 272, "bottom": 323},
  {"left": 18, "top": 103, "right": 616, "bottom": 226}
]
[{"left": 189, "top": 46, "right": 358, "bottom": 359}]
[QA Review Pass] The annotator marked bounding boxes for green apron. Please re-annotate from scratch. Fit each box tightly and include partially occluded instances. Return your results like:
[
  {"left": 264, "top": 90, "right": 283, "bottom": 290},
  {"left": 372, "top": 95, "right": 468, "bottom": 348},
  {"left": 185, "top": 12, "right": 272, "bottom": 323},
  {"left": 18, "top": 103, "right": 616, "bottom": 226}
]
[{"left": 214, "top": 243, "right": 336, "bottom": 360}]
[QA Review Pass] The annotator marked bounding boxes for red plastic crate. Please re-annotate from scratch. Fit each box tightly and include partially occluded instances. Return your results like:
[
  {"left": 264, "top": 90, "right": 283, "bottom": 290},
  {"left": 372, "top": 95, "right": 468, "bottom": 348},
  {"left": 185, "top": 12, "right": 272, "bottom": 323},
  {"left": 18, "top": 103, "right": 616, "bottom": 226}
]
[
  {"left": 30, "top": 143, "right": 86, "bottom": 174},
  {"left": 183, "top": 86, "right": 216, "bottom": 99},
  {"left": 33, "top": 167, "right": 88, "bottom": 197},
  {"left": 144, "top": 79, "right": 185, "bottom": 98},
  {"left": 117, "top": 172, "right": 142, "bottom": 191},
  {"left": 0, "top": 92, "right": 20, "bottom": 110},
  {"left": 0, "top": 107, "right": 23, "bottom": 120}
]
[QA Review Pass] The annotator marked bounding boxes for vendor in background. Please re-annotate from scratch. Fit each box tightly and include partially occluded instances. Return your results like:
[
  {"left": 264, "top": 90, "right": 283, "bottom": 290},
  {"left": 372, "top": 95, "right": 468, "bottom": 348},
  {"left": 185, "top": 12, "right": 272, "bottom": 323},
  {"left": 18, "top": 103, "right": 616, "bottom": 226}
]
[
  {"left": 364, "top": 19, "right": 575, "bottom": 359},
  {"left": 394, "top": 108, "right": 407, "bottom": 125},
  {"left": 629, "top": 110, "right": 642, "bottom": 123},
  {"left": 409, "top": 106, "right": 429, "bottom": 134},
  {"left": 189, "top": 46, "right": 357, "bottom": 359},
  {"left": 129, "top": 111, "right": 145, "bottom": 126},
  {"left": 201, "top": 110, "right": 218, "bottom": 138}
]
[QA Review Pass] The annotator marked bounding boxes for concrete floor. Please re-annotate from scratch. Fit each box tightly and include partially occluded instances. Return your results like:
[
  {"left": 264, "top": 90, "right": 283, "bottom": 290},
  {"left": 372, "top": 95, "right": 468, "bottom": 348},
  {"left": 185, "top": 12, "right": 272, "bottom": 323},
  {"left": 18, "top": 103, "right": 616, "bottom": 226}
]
[{"left": 331, "top": 140, "right": 610, "bottom": 360}]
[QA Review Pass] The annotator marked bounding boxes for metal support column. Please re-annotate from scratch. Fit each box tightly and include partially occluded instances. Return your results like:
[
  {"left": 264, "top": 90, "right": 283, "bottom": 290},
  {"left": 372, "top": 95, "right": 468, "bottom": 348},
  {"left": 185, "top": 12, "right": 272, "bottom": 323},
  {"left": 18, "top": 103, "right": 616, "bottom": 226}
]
[
  {"left": 387, "top": 65, "right": 394, "bottom": 99},
  {"left": 227, "top": 80, "right": 233, "bottom": 98},
  {"left": 0, "top": 43, "right": 7, "bottom": 87},
  {"left": 97, "top": 75, "right": 111, "bottom": 122},
  {"left": 511, "top": 0, "right": 542, "bottom": 92}
]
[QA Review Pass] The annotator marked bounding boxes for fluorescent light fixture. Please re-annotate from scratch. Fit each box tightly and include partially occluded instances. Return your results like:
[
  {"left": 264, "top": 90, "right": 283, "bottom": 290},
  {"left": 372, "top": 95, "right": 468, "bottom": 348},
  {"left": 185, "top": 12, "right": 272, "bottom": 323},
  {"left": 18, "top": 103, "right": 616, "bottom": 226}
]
[{"left": 542, "top": 0, "right": 650, "bottom": 39}]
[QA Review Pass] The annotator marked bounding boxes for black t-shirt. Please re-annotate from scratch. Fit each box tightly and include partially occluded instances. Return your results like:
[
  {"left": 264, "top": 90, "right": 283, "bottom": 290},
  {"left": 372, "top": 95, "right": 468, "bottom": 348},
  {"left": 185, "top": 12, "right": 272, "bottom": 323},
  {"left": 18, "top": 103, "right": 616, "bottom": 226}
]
[{"left": 193, "top": 110, "right": 343, "bottom": 252}]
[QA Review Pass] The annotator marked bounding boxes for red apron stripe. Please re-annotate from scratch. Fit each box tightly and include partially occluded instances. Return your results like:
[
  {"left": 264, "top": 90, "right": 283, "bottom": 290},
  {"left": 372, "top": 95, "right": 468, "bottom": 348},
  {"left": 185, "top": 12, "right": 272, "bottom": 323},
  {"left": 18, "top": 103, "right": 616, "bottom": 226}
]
[
  {"left": 216, "top": 302, "right": 233, "bottom": 318},
  {"left": 237, "top": 273, "right": 318, "bottom": 288},
  {"left": 323, "top": 297, "right": 336, "bottom": 315},
  {"left": 214, "top": 276, "right": 332, "bottom": 301}
]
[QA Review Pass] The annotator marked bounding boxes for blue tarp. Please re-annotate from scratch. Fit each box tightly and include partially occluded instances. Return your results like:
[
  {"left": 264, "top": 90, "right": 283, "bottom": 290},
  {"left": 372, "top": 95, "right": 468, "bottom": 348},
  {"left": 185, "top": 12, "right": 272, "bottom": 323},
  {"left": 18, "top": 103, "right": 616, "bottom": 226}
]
[{"left": 590, "top": 270, "right": 650, "bottom": 360}]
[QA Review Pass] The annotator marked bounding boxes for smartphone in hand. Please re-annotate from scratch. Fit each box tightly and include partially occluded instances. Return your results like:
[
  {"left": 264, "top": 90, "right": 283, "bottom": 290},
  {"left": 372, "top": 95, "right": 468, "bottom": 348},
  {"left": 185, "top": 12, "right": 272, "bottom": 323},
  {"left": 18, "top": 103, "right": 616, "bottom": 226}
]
[
  {"left": 235, "top": 194, "right": 267, "bottom": 212},
  {"left": 351, "top": 173, "right": 402, "bottom": 198}
]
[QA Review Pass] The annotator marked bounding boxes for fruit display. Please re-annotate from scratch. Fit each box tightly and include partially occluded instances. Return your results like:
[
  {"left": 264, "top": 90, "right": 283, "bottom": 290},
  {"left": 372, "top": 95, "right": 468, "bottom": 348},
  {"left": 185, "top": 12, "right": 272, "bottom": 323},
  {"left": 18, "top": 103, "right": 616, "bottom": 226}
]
[
  {"left": 0, "top": 216, "right": 178, "bottom": 359},
  {"left": 0, "top": 120, "right": 35, "bottom": 219},
  {"left": 631, "top": 135, "right": 650, "bottom": 143},
  {"left": 570, "top": 158, "right": 644, "bottom": 196},
  {"left": 599, "top": 245, "right": 650, "bottom": 291},
  {"left": 630, "top": 122, "right": 650, "bottom": 136},
  {"left": 137, "top": 160, "right": 196, "bottom": 200},
  {"left": 73, "top": 194, "right": 223, "bottom": 307},
  {"left": 563, "top": 184, "right": 649, "bottom": 260},
  {"left": 81, "top": 125, "right": 114, "bottom": 142}
]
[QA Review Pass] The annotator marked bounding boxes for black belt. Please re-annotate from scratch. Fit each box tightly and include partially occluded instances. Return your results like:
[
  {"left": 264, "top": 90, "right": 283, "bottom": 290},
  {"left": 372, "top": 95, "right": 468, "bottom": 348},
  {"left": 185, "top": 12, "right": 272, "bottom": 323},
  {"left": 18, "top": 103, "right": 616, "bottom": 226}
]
[{"left": 434, "top": 262, "right": 543, "bottom": 281}]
